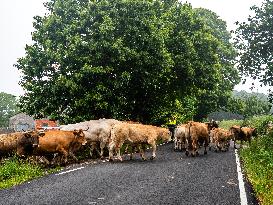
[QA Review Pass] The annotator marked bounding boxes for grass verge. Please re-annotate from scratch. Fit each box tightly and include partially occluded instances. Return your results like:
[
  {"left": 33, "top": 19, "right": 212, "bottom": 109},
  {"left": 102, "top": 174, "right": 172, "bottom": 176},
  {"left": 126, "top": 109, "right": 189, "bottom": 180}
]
[
  {"left": 0, "top": 156, "right": 61, "bottom": 190},
  {"left": 240, "top": 135, "right": 273, "bottom": 205}
]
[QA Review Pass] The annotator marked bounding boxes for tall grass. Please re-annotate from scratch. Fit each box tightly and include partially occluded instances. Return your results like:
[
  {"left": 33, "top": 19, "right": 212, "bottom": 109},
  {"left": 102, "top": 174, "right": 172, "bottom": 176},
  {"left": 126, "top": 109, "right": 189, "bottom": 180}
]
[
  {"left": 240, "top": 134, "right": 273, "bottom": 205},
  {"left": 221, "top": 115, "right": 273, "bottom": 205},
  {"left": 0, "top": 156, "right": 60, "bottom": 189}
]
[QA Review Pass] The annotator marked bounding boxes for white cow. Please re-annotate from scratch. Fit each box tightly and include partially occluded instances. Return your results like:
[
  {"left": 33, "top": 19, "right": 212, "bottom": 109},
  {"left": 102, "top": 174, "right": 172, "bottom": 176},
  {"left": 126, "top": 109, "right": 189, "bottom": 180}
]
[
  {"left": 60, "top": 119, "right": 121, "bottom": 159},
  {"left": 174, "top": 124, "right": 187, "bottom": 151}
]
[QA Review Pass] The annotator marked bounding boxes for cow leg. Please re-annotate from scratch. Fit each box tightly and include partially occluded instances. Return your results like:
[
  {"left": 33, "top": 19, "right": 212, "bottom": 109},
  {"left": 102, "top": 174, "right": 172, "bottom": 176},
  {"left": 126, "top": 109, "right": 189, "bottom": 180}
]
[
  {"left": 69, "top": 151, "right": 78, "bottom": 162},
  {"left": 108, "top": 142, "right": 115, "bottom": 161},
  {"left": 116, "top": 146, "right": 123, "bottom": 161},
  {"left": 191, "top": 140, "right": 198, "bottom": 157},
  {"left": 185, "top": 138, "right": 190, "bottom": 156},
  {"left": 174, "top": 137, "right": 178, "bottom": 151},
  {"left": 204, "top": 140, "right": 208, "bottom": 155},
  {"left": 129, "top": 144, "right": 134, "bottom": 160},
  {"left": 100, "top": 142, "right": 106, "bottom": 160},
  {"left": 139, "top": 144, "right": 146, "bottom": 160},
  {"left": 150, "top": 142, "right": 157, "bottom": 160},
  {"left": 58, "top": 149, "right": 69, "bottom": 165}
]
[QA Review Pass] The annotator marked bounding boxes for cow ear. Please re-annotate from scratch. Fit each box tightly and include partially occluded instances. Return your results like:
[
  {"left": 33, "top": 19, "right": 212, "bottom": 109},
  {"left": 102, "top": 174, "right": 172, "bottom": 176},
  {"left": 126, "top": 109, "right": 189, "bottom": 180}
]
[
  {"left": 39, "top": 132, "right": 45, "bottom": 137},
  {"left": 24, "top": 133, "right": 32, "bottom": 138},
  {"left": 73, "top": 130, "right": 79, "bottom": 136}
]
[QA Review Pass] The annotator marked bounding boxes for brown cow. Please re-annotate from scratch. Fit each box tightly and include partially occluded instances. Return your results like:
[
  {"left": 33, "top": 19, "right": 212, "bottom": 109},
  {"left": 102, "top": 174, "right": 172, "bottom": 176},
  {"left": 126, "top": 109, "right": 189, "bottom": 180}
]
[
  {"left": 0, "top": 131, "right": 42, "bottom": 158},
  {"left": 33, "top": 129, "right": 87, "bottom": 164},
  {"left": 209, "top": 128, "right": 232, "bottom": 152},
  {"left": 185, "top": 121, "right": 210, "bottom": 157},
  {"left": 229, "top": 125, "right": 257, "bottom": 148},
  {"left": 109, "top": 123, "right": 171, "bottom": 161}
]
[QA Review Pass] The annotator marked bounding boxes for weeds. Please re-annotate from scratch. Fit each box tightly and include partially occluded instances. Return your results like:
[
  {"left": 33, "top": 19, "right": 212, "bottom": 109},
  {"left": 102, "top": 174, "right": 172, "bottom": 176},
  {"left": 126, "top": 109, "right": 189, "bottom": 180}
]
[
  {"left": 240, "top": 134, "right": 273, "bottom": 205},
  {"left": 0, "top": 156, "right": 60, "bottom": 190}
]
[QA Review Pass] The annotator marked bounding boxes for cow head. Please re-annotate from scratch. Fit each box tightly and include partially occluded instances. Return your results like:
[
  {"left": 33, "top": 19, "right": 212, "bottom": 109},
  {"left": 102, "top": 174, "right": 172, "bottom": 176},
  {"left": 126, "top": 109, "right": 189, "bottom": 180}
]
[
  {"left": 73, "top": 129, "right": 87, "bottom": 145},
  {"left": 16, "top": 131, "right": 45, "bottom": 156},
  {"left": 159, "top": 128, "right": 172, "bottom": 142},
  {"left": 24, "top": 131, "right": 45, "bottom": 147}
]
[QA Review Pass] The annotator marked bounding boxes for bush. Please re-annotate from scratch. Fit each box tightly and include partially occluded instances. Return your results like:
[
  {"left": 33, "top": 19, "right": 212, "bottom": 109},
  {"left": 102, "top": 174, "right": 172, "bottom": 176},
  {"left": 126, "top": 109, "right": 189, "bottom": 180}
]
[
  {"left": 240, "top": 134, "right": 273, "bottom": 205},
  {"left": 242, "top": 115, "right": 273, "bottom": 135}
]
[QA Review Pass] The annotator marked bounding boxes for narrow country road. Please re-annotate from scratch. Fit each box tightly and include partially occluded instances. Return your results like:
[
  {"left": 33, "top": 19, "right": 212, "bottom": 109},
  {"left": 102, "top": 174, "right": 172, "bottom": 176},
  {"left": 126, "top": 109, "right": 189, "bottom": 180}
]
[{"left": 0, "top": 143, "right": 257, "bottom": 205}]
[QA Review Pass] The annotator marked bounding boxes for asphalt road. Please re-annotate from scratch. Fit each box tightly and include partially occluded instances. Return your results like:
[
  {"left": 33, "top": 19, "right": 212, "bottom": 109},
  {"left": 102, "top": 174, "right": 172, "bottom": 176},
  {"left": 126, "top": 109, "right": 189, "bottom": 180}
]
[{"left": 0, "top": 143, "right": 257, "bottom": 205}]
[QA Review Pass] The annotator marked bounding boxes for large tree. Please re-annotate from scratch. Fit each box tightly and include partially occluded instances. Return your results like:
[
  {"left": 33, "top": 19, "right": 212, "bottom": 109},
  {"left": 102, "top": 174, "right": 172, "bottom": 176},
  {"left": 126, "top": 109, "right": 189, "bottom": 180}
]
[
  {"left": 192, "top": 8, "right": 240, "bottom": 120},
  {"left": 234, "top": 0, "right": 273, "bottom": 98},
  {"left": 0, "top": 92, "right": 19, "bottom": 127},
  {"left": 16, "top": 0, "right": 238, "bottom": 124}
]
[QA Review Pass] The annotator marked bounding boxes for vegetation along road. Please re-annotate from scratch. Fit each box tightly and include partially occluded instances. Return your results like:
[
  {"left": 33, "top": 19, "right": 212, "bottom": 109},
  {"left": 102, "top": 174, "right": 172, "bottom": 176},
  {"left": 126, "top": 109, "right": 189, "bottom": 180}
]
[{"left": 0, "top": 143, "right": 257, "bottom": 205}]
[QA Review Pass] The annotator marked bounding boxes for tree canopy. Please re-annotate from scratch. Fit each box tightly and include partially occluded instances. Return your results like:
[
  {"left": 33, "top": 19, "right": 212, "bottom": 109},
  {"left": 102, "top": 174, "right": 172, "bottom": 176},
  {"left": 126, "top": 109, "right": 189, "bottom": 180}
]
[
  {"left": 234, "top": 0, "right": 273, "bottom": 97},
  {"left": 0, "top": 92, "right": 19, "bottom": 127},
  {"left": 16, "top": 0, "right": 239, "bottom": 124}
]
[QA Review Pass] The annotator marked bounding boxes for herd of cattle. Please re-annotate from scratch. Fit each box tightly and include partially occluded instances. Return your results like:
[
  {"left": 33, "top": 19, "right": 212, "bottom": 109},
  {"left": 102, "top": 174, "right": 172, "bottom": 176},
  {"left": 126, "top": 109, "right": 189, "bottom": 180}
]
[{"left": 0, "top": 118, "right": 257, "bottom": 165}]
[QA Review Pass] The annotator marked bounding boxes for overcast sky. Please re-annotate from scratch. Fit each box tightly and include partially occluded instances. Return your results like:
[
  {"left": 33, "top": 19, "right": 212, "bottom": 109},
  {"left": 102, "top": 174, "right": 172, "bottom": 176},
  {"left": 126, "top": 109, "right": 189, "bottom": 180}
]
[{"left": 0, "top": 0, "right": 268, "bottom": 96}]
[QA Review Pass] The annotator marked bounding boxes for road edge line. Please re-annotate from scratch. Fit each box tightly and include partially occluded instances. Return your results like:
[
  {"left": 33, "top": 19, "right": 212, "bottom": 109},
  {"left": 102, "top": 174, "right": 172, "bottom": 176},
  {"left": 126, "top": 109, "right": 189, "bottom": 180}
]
[
  {"left": 55, "top": 166, "right": 85, "bottom": 176},
  {"left": 235, "top": 149, "right": 248, "bottom": 205}
]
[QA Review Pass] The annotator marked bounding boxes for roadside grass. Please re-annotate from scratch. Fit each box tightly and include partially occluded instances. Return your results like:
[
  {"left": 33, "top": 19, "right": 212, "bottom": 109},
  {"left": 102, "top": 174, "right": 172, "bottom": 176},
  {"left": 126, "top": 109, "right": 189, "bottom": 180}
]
[
  {"left": 218, "top": 119, "right": 243, "bottom": 129},
  {"left": 0, "top": 156, "right": 61, "bottom": 190},
  {"left": 240, "top": 134, "right": 273, "bottom": 205}
]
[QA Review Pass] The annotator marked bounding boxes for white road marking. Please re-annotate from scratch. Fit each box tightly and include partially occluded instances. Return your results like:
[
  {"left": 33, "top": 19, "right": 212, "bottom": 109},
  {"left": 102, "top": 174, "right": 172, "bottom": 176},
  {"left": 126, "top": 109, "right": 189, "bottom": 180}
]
[
  {"left": 235, "top": 149, "right": 248, "bottom": 205},
  {"left": 55, "top": 166, "right": 85, "bottom": 176}
]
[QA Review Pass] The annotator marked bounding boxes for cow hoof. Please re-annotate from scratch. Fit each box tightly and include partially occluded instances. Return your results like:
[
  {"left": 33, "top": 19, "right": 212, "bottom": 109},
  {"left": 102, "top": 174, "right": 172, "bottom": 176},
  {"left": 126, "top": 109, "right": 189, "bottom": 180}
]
[
  {"left": 204, "top": 151, "right": 207, "bottom": 155},
  {"left": 109, "top": 158, "right": 113, "bottom": 162},
  {"left": 191, "top": 153, "right": 195, "bottom": 157},
  {"left": 196, "top": 152, "right": 199, "bottom": 156},
  {"left": 209, "top": 147, "right": 212, "bottom": 151},
  {"left": 185, "top": 151, "right": 189, "bottom": 156},
  {"left": 150, "top": 156, "right": 155, "bottom": 160}
]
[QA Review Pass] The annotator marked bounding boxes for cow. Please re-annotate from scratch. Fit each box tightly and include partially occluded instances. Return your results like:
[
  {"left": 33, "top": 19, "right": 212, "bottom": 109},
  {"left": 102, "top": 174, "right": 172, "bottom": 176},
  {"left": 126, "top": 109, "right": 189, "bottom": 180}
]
[
  {"left": 60, "top": 119, "right": 121, "bottom": 159},
  {"left": 0, "top": 131, "right": 42, "bottom": 158},
  {"left": 184, "top": 121, "right": 210, "bottom": 157},
  {"left": 205, "top": 120, "right": 219, "bottom": 132},
  {"left": 229, "top": 125, "right": 257, "bottom": 148},
  {"left": 173, "top": 124, "right": 187, "bottom": 151},
  {"left": 33, "top": 129, "right": 87, "bottom": 165},
  {"left": 209, "top": 128, "right": 232, "bottom": 152},
  {"left": 109, "top": 123, "right": 171, "bottom": 161}
]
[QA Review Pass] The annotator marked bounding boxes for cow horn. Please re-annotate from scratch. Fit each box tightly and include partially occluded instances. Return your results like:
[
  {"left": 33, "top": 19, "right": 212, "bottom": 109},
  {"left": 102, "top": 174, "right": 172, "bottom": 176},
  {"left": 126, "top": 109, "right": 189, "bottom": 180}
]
[{"left": 83, "top": 126, "right": 89, "bottom": 131}]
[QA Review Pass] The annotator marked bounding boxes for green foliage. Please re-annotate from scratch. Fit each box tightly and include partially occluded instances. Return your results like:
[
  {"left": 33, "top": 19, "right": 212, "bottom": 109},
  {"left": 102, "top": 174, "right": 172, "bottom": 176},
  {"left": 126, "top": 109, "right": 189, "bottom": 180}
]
[
  {"left": 218, "top": 119, "right": 243, "bottom": 130},
  {"left": 226, "top": 91, "right": 272, "bottom": 119},
  {"left": 0, "top": 157, "right": 42, "bottom": 189},
  {"left": 0, "top": 92, "right": 19, "bottom": 127},
  {"left": 222, "top": 116, "right": 273, "bottom": 204},
  {"left": 16, "top": 0, "right": 238, "bottom": 124},
  {"left": 242, "top": 115, "right": 273, "bottom": 135},
  {"left": 240, "top": 135, "right": 273, "bottom": 205},
  {"left": 234, "top": 0, "right": 273, "bottom": 100},
  {"left": 0, "top": 156, "right": 61, "bottom": 190}
]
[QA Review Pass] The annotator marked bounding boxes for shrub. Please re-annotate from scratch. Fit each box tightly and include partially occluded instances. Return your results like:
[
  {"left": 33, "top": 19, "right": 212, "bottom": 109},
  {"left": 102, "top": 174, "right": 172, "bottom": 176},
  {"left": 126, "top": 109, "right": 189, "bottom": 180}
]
[{"left": 240, "top": 134, "right": 273, "bottom": 205}]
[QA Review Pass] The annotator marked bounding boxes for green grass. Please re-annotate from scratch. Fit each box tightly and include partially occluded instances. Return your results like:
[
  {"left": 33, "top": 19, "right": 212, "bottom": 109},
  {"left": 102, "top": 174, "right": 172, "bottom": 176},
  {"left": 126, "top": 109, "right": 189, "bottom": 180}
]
[
  {"left": 240, "top": 134, "right": 273, "bottom": 205},
  {"left": 0, "top": 156, "right": 61, "bottom": 190},
  {"left": 218, "top": 119, "right": 243, "bottom": 129},
  {"left": 219, "top": 116, "right": 273, "bottom": 204}
]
